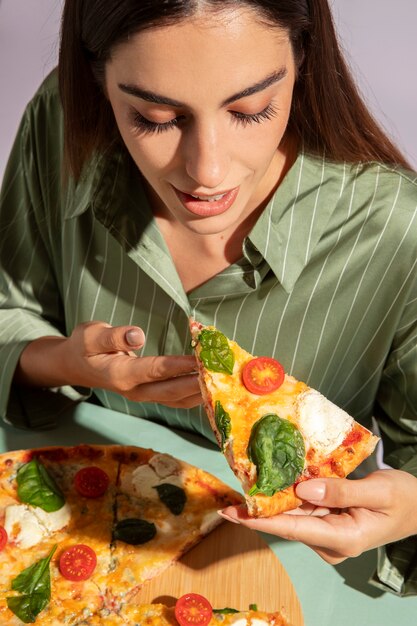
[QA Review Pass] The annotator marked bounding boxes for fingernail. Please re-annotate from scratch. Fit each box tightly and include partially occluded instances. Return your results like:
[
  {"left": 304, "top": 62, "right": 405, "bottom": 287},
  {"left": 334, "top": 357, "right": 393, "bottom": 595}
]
[
  {"left": 296, "top": 480, "right": 326, "bottom": 502},
  {"left": 125, "top": 328, "right": 145, "bottom": 347},
  {"left": 217, "top": 510, "right": 241, "bottom": 524}
]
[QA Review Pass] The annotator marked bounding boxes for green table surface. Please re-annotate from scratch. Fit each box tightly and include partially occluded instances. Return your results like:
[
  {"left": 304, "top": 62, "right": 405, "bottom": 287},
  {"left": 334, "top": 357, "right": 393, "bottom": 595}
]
[{"left": 1, "top": 402, "right": 416, "bottom": 626}]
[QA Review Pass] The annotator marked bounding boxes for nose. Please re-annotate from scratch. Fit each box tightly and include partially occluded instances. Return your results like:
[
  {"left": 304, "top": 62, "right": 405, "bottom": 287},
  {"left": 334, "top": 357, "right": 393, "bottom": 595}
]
[{"left": 183, "top": 120, "right": 230, "bottom": 189}]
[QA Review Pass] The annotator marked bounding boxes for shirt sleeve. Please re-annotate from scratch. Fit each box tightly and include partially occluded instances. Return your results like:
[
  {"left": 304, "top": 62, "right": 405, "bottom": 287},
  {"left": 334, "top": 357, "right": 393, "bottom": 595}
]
[
  {"left": 371, "top": 269, "right": 417, "bottom": 595},
  {"left": 0, "top": 86, "right": 90, "bottom": 430}
]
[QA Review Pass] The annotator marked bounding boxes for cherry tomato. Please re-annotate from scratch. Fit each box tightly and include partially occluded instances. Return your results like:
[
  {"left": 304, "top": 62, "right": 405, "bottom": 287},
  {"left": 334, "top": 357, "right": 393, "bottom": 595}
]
[
  {"left": 74, "top": 466, "right": 109, "bottom": 498},
  {"left": 59, "top": 544, "right": 97, "bottom": 581},
  {"left": 0, "top": 526, "right": 8, "bottom": 551},
  {"left": 242, "top": 357, "right": 285, "bottom": 395},
  {"left": 175, "top": 593, "right": 213, "bottom": 626}
]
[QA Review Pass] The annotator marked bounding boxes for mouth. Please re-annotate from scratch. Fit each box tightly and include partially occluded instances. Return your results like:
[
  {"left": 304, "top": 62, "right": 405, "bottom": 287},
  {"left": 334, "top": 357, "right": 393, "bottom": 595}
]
[{"left": 173, "top": 186, "right": 239, "bottom": 217}]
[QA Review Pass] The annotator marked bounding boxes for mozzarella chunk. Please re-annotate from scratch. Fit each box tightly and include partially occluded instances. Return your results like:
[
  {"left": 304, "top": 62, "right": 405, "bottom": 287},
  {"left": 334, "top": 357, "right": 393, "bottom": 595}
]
[
  {"left": 32, "top": 502, "right": 71, "bottom": 533},
  {"left": 296, "top": 389, "right": 353, "bottom": 455},
  {"left": 149, "top": 453, "right": 180, "bottom": 478},
  {"left": 128, "top": 465, "right": 160, "bottom": 499},
  {"left": 4, "top": 502, "right": 70, "bottom": 548},
  {"left": 4, "top": 505, "right": 45, "bottom": 548},
  {"left": 129, "top": 463, "right": 183, "bottom": 499}
]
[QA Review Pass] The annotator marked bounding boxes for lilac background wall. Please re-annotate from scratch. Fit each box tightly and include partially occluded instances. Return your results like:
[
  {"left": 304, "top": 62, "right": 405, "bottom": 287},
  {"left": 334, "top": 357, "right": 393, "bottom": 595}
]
[{"left": 1, "top": 0, "right": 416, "bottom": 180}]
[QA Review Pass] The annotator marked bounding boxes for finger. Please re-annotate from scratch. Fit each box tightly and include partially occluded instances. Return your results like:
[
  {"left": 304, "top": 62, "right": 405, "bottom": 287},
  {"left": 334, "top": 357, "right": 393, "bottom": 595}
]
[
  {"left": 295, "top": 475, "right": 388, "bottom": 511},
  {"left": 127, "top": 372, "right": 201, "bottom": 403},
  {"left": 131, "top": 355, "right": 198, "bottom": 384},
  {"left": 284, "top": 504, "right": 332, "bottom": 517},
  {"left": 161, "top": 392, "right": 203, "bottom": 409},
  {"left": 83, "top": 323, "right": 146, "bottom": 354},
  {"left": 218, "top": 505, "right": 355, "bottom": 553},
  {"left": 309, "top": 545, "right": 347, "bottom": 565},
  {"left": 125, "top": 327, "right": 146, "bottom": 349}
]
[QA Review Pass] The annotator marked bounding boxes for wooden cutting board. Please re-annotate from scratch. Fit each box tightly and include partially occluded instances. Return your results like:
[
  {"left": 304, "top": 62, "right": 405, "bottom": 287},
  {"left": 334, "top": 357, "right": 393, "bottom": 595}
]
[{"left": 137, "top": 521, "right": 304, "bottom": 626}]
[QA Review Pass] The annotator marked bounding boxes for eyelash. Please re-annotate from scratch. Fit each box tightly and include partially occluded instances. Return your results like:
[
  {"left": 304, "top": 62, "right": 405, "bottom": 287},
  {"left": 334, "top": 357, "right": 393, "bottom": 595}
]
[
  {"left": 231, "top": 104, "right": 279, "bottom": 127},
  {"left": 131, "top": 103, "right": 278, "bottom": 135}
]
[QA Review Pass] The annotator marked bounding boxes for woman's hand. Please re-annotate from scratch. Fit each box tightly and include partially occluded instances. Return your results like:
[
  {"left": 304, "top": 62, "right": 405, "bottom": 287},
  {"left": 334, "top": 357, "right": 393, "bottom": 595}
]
[
  {"left": 219, "top": 469, "right": 417, "bottom": 563},
  {"left": 15, "top": 321, "right": 201, "bottom": 409}
]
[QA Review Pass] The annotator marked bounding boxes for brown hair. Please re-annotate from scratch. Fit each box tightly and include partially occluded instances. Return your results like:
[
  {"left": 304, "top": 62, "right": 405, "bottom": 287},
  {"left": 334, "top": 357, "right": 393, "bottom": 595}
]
[{"left": 59, "top": 0, "right": 411, "bottom": 180}]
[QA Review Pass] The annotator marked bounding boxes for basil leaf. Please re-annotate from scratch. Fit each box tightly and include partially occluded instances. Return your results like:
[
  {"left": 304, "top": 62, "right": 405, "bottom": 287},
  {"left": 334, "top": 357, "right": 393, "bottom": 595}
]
[
  {"left": 17, "top": 459, "right": 65, "bottom": 512},
  {"left": 7, "top": 594, "right": 47, "bottom": 624},
  {"left": 249, "top": 603, "right": 258, "bottom": 611},
  {"left": 215, "top": 400, "right": 231, "bottom": 449},
  {"left": 247, "top": 414, "right": 305, "bottom": 496},
  {"left": 113, "top": 518, "right": 156, "bottom": 545},
  {"left": 7, "top": 545, "right": 56, "bottom": 623},
  {"left": 154, "top": 483, "right": 186, "bottom": 515},
  {"left": 198, "top": 329, "right": 235, "bottom": 375}
]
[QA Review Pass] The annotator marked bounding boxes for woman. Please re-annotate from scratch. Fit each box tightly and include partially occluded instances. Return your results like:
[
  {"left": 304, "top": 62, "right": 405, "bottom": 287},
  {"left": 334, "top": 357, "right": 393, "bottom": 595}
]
[{"left": 0, "top": 0, "right": 416, "bottom": 594}]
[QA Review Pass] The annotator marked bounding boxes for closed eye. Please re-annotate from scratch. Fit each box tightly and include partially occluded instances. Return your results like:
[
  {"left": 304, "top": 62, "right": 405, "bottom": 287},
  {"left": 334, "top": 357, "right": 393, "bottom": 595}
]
[
  {"left": 230, "top": 103, "right": 279, "bottom": 127},
  {"left": 132, "top": 111, "right": 184, "bottom": 134},
  {"left": 131, "top": 102, "right": 279, "bottom": 135}
]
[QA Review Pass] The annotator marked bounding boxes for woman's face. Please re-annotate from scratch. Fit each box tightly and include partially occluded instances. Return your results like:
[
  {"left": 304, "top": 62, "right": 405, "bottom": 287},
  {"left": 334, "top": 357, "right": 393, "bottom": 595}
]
[{"left": 105, "top": 7, "right": 297, "bottom": 236}]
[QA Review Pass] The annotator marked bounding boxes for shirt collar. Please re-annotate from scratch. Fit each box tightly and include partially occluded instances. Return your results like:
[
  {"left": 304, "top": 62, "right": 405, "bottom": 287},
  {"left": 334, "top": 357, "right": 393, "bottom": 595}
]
[{"left": 247, "top": 152, "right": 347, "bottom": 293}]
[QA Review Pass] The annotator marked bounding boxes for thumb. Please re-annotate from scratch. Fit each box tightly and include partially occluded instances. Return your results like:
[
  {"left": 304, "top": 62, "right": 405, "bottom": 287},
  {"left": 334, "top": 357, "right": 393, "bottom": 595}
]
[
  {"left": 295, "top": 474, "right": 386, "bottom": 510},
  {"left": 90, "top": 324, "right": 145, "bottom": 353},
  {"left": 125, "top": 327, "right": 146, "bottom": 349}
]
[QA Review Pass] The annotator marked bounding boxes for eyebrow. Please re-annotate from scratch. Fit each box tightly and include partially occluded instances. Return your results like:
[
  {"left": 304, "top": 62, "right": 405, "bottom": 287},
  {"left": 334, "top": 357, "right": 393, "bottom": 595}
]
[{"left": 117, "top": 68, "right": 288, "bottom": 108}]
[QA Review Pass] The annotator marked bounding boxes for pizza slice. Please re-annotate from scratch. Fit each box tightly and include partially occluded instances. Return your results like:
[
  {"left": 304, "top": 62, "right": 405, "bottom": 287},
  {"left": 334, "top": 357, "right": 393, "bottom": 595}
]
[
  {"left": 106, "top": 447, "right": 242, "bottom": 609},
  {"left": 190, "top": 320, "right": 379, "bottom": 517},
  {"left": 118, "top": 593, "right": 292, "bottom": 626}
]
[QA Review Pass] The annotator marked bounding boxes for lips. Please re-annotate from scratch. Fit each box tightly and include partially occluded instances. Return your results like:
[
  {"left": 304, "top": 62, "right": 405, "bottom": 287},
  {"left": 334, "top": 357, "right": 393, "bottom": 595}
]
[{"left": 173, "top": 186, "right": 239, "bottom": 217}]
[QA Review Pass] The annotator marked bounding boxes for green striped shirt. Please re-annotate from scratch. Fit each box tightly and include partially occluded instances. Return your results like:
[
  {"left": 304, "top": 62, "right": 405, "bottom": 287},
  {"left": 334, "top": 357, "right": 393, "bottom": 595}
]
[{"left": 1, "top": 70, "right": 417, "bottom": 595}]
